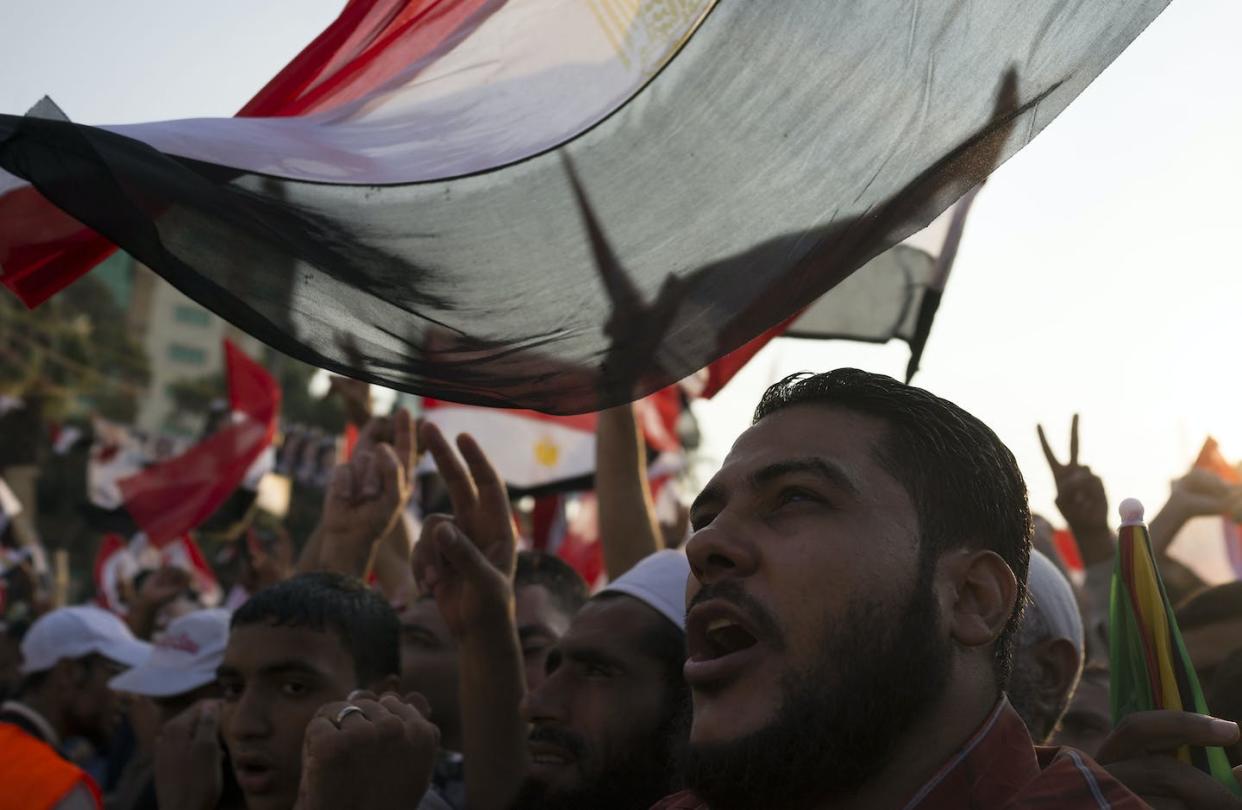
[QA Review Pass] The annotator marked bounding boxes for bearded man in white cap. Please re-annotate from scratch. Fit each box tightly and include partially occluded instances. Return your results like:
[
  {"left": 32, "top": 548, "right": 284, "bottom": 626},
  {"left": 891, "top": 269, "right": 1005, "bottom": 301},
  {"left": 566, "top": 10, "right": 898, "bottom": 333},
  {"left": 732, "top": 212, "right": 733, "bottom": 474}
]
[
  {"left": 0, "top": 605, "right": 150, "bottom": 810},
  {"left": 511, "top": 549, "right": 691, "bottom": 810},
  {"left": 411, "top": 422, "right": 692, "bottom": 810},
  {"left": 1006, "top": 549, "right": 1086, "bottom": 744}
]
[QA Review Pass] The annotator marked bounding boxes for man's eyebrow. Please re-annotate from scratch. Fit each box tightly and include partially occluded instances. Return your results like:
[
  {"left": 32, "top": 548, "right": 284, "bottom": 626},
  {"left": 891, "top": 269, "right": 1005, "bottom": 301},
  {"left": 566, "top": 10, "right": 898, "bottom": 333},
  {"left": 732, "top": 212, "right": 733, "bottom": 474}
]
[
  {"left": 518, "top": 624, "right": 556, "bottom": 642},
  {"left": 563, "top": 645, "right": 627, "bottom": 672},
  {"left": 751, "top": 457, "right": 860, "bottom": 497},
  {"left": 689, "top": 481, "right": 726, "bottom": 520},
  {"left": 215, "top": 660, "right": 333, "bottom": 683}
]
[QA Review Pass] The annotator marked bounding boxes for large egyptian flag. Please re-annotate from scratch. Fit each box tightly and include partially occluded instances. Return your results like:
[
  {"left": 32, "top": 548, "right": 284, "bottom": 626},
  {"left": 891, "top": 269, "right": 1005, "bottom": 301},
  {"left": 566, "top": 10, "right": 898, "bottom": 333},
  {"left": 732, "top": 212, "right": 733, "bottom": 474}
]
[{"left": 0, "top": 1, "right": 1169, "bottom": 414}]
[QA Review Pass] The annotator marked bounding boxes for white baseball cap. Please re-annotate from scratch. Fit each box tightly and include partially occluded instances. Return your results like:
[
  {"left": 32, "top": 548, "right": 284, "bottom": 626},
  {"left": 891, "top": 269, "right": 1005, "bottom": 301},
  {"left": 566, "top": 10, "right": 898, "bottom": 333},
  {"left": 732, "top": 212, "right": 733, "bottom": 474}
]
[
  {"left": 109, "top": 609, "right": 230, "bottom": 697},
  {"left": 1025, "top": 549, "right": 1085, "bottom": 655},
  {"left": 20, "top": 606, "right": 152, "bottom": 675},
  {"left": 598, "top": 550, "right": 691, "bottom": 632}
]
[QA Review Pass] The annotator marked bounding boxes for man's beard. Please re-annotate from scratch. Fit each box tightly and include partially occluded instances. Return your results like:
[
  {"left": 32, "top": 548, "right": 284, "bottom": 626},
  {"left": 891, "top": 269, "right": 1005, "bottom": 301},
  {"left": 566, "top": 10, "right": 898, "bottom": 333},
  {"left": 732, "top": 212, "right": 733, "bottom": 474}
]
[
  {"left": 509, "top": 694, "right": 689, "bottom": 810},
  {"left": 682, "top": 559, "right": 951, "bottom": 810}
]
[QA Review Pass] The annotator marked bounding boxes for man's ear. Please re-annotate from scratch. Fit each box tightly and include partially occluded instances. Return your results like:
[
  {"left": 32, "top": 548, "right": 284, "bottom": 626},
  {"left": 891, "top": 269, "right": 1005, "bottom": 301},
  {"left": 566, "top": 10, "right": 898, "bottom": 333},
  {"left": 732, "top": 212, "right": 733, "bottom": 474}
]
[
  {"left": 367, "top": 674, "right": 402, "bottom": 696},
  {"left": 942, "top": 549, "right": 1018, "bottom": 649},
  {"left": 1035, "top": 637, "right": 1082, "bottom": 704}
]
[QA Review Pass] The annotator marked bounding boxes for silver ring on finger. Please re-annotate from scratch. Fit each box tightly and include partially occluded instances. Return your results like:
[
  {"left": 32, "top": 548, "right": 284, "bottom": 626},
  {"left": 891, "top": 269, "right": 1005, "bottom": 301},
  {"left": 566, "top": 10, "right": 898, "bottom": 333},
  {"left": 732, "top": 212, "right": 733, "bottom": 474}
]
[{"left": 332, "top": 704, "right": 365, "bottom": 728}]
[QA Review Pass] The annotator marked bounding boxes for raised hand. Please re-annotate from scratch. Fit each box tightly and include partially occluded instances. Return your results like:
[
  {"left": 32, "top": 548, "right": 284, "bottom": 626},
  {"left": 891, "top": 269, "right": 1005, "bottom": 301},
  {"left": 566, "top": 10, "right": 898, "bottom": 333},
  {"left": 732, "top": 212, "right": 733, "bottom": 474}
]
[
  {"left": 327, "top": 376, "right": 373, "bottom": 428},
  {"left": 1149, "top": 468, "right": 1242, "bottom": 568},
  {"left": 126, "top": 565, "right": 192, "bottom": 638},
  {"left": 316, "top": 409, "right": 417, "bottom": 577},
  {"left": 411, "top": 423, "right": 529, "bottom": 810},
  {"left": 297, "top": 694, "right": 439, "bottom": 810},
  {"left": 135, "top": 565, "right": 191, "bottom": 609},
  {"left": 411, "top": 421, "right": 516, "bottom": 639},
  {"left": 155, "top": 700, "right": 224, "bottom": 810},
  {"left": 241, "top": 525, "right": 295, "bottom": 593},
  {"left": 1166, "top": 468, "right": 1242, "bottom": 522},
  {"left": 1037, "top": 415, "right": 1112, "bottom": 564}
]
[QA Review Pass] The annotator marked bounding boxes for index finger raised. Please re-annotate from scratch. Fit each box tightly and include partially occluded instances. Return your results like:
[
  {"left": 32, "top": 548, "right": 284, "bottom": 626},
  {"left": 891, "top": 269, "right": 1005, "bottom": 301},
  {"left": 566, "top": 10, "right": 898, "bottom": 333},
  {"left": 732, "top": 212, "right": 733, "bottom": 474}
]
[
  {"left": 1037, "top": 424, "right": 1063, "bottom": 472},
  {"left": 456, "top": 432, "right": 509, "bottom": 525},
  {"left": 420, "top": 421, "right": 478, "bottom": 517}
]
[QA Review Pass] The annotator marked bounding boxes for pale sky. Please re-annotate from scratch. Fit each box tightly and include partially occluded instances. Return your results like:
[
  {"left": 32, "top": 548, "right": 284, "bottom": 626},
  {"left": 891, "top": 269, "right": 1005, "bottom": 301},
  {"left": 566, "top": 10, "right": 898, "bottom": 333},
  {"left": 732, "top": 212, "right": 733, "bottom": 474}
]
[{"left": 4, "top": 0, "right": 1241, "bottom": 575}]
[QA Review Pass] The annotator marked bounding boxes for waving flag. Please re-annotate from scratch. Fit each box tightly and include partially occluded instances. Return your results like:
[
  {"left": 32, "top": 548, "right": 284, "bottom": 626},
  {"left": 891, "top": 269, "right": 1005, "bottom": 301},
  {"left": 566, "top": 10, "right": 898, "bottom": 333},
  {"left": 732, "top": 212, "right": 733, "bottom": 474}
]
[
  {"left": 1109, "top": 498, "right": 1241, "bottom": 795},
  {"left": 422, "top": 387, "right": 682, "bottom": 494},
  {"left": 1, "top": 1, "right": 1169, "bottom": 413},
  {"left": 118, "top": 340, "right": 280, "bottom": 546}
]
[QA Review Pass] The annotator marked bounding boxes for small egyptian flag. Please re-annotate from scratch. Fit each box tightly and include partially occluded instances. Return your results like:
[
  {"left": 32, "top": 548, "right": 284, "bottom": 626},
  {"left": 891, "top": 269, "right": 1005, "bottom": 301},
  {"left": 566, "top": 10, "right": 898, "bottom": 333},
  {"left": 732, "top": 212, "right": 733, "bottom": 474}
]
[{"left": 1109, "top": 498, "right": 1241, "bottom": 794}]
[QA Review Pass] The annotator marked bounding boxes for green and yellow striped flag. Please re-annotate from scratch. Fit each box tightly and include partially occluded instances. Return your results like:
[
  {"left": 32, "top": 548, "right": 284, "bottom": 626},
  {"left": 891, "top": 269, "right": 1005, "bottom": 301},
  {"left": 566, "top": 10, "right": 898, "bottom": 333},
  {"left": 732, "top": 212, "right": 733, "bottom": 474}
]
[{"left": 1109, "top": 497, "right": 1241, "bottom": 793}]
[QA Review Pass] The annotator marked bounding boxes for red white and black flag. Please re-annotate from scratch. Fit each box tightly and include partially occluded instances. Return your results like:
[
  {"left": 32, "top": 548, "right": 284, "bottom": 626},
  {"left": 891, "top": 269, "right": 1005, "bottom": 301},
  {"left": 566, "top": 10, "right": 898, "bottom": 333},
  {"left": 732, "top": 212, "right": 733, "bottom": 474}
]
[{"left": 0, "top": 0, "right": 1168, "bottom": 413}]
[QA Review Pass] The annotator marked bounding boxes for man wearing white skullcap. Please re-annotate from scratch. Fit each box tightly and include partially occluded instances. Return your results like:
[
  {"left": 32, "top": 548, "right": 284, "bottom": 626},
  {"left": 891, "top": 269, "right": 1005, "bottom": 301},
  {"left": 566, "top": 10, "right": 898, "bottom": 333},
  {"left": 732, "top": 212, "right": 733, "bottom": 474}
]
[
  {"left": 510, "top": 549, "right": 691, "bottom": 810},
  {"left": 1007, "top": 550, "right": 1087, "bottom": 743}
]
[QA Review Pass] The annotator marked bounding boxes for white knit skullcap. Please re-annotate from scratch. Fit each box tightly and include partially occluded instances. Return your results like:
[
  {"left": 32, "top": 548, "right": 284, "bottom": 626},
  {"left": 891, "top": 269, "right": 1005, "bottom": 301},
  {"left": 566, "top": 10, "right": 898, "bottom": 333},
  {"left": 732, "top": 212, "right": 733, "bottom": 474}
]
[{"left": 598, "top": 550, "right": 690, "bottom": 633}]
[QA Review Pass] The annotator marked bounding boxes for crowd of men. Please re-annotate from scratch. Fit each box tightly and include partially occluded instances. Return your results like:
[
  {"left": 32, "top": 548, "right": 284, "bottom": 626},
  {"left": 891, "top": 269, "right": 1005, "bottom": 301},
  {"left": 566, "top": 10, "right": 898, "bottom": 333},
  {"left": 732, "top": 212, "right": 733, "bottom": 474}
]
[{"left": 6, "top": 368, "right": 1242, "bottom": 809}]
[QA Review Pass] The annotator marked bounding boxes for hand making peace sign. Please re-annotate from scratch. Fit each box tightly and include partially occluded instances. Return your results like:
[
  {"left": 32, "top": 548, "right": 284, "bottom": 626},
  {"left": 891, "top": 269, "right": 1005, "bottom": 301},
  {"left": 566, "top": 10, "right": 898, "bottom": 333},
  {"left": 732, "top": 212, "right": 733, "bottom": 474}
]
[
  {"left": 411, "top": 422, "right": 517, "bottom": 639},
  {"left": 1037, "top": 414, "right": 1113, "bottom": 565}
]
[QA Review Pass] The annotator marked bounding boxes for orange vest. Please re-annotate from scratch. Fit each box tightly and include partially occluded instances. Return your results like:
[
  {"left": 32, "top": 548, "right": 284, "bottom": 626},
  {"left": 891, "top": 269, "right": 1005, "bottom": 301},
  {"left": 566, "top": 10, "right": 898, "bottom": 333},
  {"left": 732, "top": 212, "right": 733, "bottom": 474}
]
[{"left": 0, "top": 723, "right": 102, "bottom": 810}]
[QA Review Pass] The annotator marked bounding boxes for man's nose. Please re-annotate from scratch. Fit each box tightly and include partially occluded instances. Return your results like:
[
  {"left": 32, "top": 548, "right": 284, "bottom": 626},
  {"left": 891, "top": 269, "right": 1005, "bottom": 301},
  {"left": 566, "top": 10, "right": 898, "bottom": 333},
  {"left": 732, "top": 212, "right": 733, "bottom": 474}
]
[
  {"left": 226, "top": 688, "right": 272, "bottom": 740},
  {"left": 520, "top": 670, "right": 567, "bottom": 726},
  {"left": 686, "top": 513, "right": 758, "bottom": 585}
]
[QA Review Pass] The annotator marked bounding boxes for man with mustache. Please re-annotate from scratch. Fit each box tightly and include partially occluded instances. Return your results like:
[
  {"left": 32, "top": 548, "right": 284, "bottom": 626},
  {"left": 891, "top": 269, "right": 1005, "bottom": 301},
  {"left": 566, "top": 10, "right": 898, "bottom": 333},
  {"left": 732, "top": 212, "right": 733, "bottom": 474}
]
[
  {"left": 412, "top": 423, "right": 691, "bottom": 810},
  {"left": 512, "top": 549, "right": 691, "bottom": 810},
  {"left": 658, "top": 369, "right": 1159, "bottom": 809}
]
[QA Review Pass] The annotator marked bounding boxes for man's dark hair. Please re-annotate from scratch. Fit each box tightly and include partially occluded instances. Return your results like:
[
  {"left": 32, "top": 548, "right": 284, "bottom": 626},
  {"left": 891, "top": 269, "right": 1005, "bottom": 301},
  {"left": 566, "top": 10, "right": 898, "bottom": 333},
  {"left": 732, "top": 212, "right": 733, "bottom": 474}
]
[
  {"left": 752, "top": 369, "right": 1031, "bottom": 688},
  {"left": 1176, "top": 582, "right": 1242, "bottom": 632},
  {"left": 515, "top": 551, "right": 589, "bottom": 619},
  {"left": 232, "top": 572, "right": 399, "bottom": 685}
]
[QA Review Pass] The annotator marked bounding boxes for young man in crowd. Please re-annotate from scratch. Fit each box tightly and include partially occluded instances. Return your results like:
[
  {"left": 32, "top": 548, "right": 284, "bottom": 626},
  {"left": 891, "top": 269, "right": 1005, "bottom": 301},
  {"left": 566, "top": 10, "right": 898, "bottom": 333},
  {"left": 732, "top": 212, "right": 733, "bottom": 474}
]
[
  {"left": 658, "top": 369, "right": 1147, "bottom": 809},
  {"left": 0, "top": 606, "right": 150, "bottom": 810},
  {"left": 154, "top": 573, "right": 447, "bottom": 810},
  {"left": 1007, "top": 549, "right": 1085, "bottom": 743}
]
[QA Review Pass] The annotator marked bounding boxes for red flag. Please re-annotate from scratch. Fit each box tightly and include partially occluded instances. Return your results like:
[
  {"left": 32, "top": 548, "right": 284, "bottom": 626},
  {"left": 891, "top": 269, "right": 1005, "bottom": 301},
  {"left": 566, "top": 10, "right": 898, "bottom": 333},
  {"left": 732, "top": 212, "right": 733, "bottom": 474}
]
[
  {"left": 1052, "top": 529, "right": 1086, "bottom": 578},
  {"left": 695, "top": 317, "right": 798, "bottom": 399},
  {"left": 118, "top": 341, "right": 279, "bottom": 546}
]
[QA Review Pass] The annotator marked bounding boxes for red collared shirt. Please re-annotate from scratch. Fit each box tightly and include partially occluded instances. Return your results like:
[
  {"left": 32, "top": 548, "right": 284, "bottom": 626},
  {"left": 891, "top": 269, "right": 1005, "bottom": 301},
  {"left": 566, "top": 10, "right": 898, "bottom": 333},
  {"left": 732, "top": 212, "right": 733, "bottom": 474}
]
[{"left": 651, "top": 699, "right": 1148, "bottom": 809}]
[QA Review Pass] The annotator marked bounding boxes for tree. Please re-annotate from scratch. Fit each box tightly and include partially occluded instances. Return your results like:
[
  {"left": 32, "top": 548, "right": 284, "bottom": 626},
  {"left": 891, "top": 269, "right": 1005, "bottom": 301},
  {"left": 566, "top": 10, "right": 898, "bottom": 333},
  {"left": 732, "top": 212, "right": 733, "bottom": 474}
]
[{"left": 0, "top": 273, "right": 150, "bottom": 422}]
